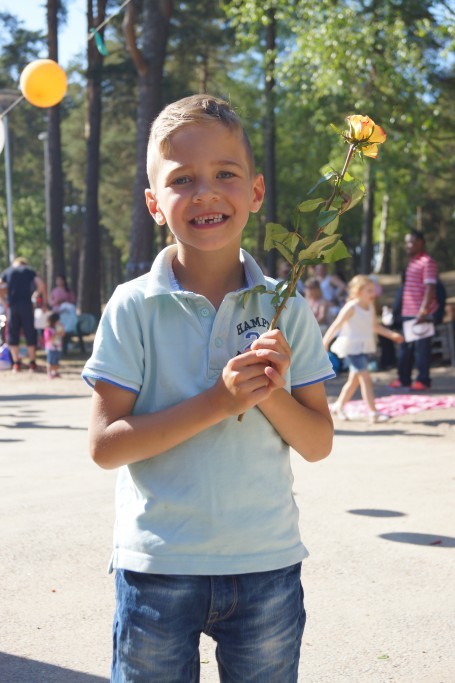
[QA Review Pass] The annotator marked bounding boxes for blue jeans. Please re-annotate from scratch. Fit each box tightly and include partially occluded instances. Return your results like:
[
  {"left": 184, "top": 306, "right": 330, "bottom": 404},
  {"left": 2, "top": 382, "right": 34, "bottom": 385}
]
[
  {"left": 111, "top": 563, "right": 305, "bottom": 682},
  {"left": 398, "top": 317, "right": 433, "bottom": 386},
  {"left": 345, "top": 353, "right": 369, "bottom": 373}
]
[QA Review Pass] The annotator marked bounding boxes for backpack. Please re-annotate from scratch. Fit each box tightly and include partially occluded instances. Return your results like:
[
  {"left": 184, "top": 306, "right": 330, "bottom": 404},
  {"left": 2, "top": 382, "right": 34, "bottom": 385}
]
[{"left": 434, "top": 279, "right": 447, "bottom": 325}]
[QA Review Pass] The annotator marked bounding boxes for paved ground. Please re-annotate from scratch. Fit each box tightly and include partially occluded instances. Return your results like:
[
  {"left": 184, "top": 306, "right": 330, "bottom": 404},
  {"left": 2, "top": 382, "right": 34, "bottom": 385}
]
[{"left": 0, "top": 354, "right": 454, "bottom": 682}]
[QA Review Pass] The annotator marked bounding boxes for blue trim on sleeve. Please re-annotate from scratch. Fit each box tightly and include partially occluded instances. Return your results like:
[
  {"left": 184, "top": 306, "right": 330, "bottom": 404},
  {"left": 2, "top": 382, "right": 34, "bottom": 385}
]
[
  {"left": 81, "top": 373, "right": 140, "bottom": 395},
  {"left": 291, "top": 372, "right": 336, "bottom": 389}
]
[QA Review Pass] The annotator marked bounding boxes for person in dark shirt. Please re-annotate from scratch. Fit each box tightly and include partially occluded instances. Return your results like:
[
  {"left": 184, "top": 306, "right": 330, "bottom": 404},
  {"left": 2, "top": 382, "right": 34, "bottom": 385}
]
[{"left": 0, "top": 256, "right": 48, "bottom": 371}]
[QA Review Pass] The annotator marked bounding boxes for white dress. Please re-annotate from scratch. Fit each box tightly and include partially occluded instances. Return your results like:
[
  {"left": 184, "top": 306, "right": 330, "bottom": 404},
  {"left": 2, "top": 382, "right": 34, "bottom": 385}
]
[{"left": 330, "top": 303, "right": 376, "bottom": 358}]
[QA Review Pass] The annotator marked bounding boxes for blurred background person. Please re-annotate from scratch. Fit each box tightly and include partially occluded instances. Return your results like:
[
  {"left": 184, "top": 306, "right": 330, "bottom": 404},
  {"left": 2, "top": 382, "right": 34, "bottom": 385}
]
[
  {"left": 0, "top": 257, "right": 48, "bottom": 372},
  {"left": 313, "top": 263, "right": 347, "bottom": 322},
  {"left": 303, "top": 277, "right": 329, "bottom": 333},
  {"left": 389, "top": 230, "right": 438, "bottom": 390},
  {"left": 49, "top": 274, "right": 76, "bottom": 310}
]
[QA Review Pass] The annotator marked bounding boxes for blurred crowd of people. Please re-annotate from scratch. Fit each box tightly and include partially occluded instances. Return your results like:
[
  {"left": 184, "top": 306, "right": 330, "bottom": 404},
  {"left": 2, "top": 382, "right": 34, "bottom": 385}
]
[
  {"left": 0, "top": 229, "right": 448, "bottom": 396},
  {"left": 286, "top": 229, "right": 448, "bottom": 421},
  {"left": 0, "top": 258, "right": 77, "bottom": 378}
]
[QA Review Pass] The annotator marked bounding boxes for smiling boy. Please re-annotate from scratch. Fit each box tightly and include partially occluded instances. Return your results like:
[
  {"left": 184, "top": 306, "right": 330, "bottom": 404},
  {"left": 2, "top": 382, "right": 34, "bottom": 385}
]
[{"left": 83, "top": 94, "right": 334, "bottom": 682}]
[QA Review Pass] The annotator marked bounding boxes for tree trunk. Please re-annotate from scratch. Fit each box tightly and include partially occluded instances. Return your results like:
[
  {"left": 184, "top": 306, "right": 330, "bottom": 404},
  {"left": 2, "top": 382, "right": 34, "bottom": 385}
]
[
  {"left": 375, "top": 191, "right": 389, "bottom": 274},
  {"left": 264, "top": 8, "right": 277, "bottom": 278},
  {"left": 46, "top": 0, "right": 66, "bottom": 288},
  {"left": 124, "top": 0, "right": 173, "bottom": 280},
  {"left": 416, "top": 204, "right": 423, "bottom": 232},
  {"left": 360, "top": 163, "right": 376, "bottom": 274},
  {"left": 78, "top": 0, "right": 107, "bottom": 317}
]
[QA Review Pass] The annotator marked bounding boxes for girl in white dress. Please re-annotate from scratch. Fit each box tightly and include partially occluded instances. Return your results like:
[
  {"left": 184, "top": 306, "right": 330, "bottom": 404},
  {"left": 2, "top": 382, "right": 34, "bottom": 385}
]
[{"left": 323, "top": 275, "right": 404, "bottom": 423}]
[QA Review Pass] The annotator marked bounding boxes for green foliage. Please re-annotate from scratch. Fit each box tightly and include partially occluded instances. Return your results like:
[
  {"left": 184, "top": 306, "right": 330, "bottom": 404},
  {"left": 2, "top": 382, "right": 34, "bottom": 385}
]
[
  {"left": 0, "top": 0, "right": 453, "bottom": 284},
  {"left": 256, "top": 117, "right": 388, "bottom": 328}
]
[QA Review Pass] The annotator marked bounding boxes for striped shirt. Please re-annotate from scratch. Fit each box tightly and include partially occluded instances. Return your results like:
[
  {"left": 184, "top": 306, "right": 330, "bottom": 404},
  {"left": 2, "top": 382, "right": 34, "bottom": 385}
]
[{"left": 402, "top": 252, "right": 438, "bottom": 317}]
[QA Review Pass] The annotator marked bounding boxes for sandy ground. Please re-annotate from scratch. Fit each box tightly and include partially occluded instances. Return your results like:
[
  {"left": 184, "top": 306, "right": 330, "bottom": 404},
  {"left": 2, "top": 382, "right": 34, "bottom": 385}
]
[{"left": 0, "top": 356, "right": 454, "bottom": 682}]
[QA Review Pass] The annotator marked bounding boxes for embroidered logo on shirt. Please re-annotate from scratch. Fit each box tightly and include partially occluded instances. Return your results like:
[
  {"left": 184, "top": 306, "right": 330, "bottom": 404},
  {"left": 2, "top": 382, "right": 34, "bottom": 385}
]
[{"left": 236, "top": 316, "right": 270, "bottom": 353}]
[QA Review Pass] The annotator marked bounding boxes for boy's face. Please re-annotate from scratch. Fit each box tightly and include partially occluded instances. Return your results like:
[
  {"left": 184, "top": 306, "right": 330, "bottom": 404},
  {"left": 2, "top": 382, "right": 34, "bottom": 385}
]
[{"left": 145, "top": 122, "right": 265, "bottom": 255}]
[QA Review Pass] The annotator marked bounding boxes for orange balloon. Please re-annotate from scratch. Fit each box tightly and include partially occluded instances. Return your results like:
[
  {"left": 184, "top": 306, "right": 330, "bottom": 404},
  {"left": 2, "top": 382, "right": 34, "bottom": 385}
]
[{"left": 19, "top": 59, "right": 67, "bottom": 108}]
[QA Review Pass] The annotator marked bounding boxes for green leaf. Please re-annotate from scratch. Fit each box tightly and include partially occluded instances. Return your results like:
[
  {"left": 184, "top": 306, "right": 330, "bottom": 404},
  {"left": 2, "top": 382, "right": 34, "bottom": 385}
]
[
  {"left": 240, "top": 284, "right": 269, "bottom": 308},
  {"left": 322, "top": 215, "right": 339, "bottom": 235},
  {"left": 338, "top": 177, "right": 365, "bottom": 213},
  {"left": 307, "top": 171, "right": 336, "bottom": 196},
  {"left": 321, "top": 239, "right": 351, "bottom": 263},
  {"left": 298, "top": 197, "right": 325, "bottom": 213},
  {"left": 317, "top": 209, "right": 339, "bottom": 229},
  {"left": 298, "top": 234, "right": 339, "bottom": 261},
  {"left": 329, "top": 122, "right": 344, "bottom": 136},
  {"left": 265, "top": 223, "right": 302, "bottom": 263},
  {"left": 264, "top": 223, "right": 290, "bottom": 250}
]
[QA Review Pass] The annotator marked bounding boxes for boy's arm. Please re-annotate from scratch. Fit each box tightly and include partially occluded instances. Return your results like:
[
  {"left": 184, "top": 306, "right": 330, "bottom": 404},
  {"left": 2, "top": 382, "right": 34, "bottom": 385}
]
[
  {"left": 257, "top": 383, "right": 333, "bottom": 462},
  {"left": 89, "top": 346, "right": 282, "bottom": 470},
  {"left": 249, "top": 330, "right": 333, "bottom": 462}
]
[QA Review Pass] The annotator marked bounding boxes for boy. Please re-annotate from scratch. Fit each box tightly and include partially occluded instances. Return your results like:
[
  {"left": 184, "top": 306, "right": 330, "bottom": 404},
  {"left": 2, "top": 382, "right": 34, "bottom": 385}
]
[{"left": 83, "top": 94, "right": 334, "bottom": 682}]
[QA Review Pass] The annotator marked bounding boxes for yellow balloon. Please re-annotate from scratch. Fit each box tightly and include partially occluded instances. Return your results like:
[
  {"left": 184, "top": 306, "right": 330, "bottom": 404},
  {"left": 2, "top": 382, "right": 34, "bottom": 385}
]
[{"left": 19, "top": 59, "right": 67, "bottom": 108}]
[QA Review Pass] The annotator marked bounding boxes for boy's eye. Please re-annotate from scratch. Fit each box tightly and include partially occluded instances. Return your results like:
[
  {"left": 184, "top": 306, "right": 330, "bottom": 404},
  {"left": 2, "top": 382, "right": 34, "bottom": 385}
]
[
  {"left": 171, "top": 176, "right": 191, "bottom": 186},
  {"left": 218, "top": 170, "right": 235, "bottom": 179}
]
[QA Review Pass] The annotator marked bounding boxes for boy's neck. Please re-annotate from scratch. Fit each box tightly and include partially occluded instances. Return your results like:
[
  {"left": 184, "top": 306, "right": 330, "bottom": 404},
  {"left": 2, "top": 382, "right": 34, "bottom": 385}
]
[{"left": 172, "top": 246, "right": 245, "bottom": 309}]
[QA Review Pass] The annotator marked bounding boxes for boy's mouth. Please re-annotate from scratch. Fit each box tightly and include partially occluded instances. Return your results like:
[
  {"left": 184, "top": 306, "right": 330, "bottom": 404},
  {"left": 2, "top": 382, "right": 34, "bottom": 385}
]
[{"left": 191, "top": 213, "right": 226, "bottom": 226}]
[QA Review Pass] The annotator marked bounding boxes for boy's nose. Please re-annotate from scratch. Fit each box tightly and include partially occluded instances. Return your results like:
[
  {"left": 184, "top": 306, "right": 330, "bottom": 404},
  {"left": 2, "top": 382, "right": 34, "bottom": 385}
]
[{"left": 192, "top": 180, "right": 219, "bottom": 202}]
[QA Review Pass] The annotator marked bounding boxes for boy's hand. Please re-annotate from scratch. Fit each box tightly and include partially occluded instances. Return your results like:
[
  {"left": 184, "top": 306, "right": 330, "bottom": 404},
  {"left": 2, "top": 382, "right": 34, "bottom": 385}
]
[
  {"left": 213, "top": 330, "right": 290, "bottom": 417},
  {"left": 249, "top": 329, "right": 291, "bottom": 382}
]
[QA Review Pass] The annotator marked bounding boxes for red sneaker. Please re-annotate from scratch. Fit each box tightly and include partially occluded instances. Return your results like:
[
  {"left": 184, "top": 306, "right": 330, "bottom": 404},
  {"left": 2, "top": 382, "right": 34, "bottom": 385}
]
[
  {"left": 389, "top": 379, "right": 404, "bottom": 389},
  {"left": 411, "top": 381, "right": 429, "bottom": 391}
]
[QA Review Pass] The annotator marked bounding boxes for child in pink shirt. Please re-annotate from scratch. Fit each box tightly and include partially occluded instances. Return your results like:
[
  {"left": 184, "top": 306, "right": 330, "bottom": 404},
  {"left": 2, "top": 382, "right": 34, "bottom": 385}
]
[{"left": 44, "top": 312, "right": 65, "bottom": 378}]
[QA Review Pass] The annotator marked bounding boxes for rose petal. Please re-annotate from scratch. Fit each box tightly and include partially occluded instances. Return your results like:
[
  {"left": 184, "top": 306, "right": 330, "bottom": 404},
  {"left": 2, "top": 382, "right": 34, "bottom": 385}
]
[
  {"left": 362, "top": 143, "right": 379, "bottom": 158},
  {"left": 369, "top": 125, "right": 387, "bottom": 143}
]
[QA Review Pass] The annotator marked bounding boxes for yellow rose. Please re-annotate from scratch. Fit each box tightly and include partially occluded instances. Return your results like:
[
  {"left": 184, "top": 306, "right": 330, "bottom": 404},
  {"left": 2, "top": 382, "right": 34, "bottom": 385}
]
[{"left": 346, "top": 114, "right": 387, "bottom": 158}]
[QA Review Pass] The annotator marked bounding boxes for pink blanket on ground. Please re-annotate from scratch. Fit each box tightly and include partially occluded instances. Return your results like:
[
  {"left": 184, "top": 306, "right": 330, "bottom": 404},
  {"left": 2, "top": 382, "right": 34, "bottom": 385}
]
[{"left": 332, "top": 394, "right": 455, "bottom": 418}]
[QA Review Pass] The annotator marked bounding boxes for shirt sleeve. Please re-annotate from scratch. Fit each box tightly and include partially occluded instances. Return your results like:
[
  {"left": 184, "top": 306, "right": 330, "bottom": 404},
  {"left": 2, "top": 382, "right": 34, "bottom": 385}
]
[
  {"left": 281, "top": 294, "right": 335, "bottom": 388},
  {"left": 81, "top": 284, "right": 145, "bottom": 394},
  {"left": 423, "top": 256, "right": 437, "bottom": 284}
]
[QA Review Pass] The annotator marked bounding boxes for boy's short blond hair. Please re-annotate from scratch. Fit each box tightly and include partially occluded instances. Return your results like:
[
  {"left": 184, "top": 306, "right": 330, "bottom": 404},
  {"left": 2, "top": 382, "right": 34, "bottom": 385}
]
[{"left": 146, "top": 94, "right": 256, "bottom": 188}]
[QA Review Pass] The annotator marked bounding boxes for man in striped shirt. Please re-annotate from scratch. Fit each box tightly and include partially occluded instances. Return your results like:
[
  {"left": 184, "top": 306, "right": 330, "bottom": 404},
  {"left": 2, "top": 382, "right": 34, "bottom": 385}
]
[{"left": 390, "top": 230, "right": 438, "bottom": 390}]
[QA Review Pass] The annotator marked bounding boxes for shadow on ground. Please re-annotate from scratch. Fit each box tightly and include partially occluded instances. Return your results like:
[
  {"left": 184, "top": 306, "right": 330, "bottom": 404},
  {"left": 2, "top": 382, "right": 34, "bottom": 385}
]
[
  {"left": 379, "top": 532, "right": 455, "bottom": 547},
  {"left": 347, "top": 508, "right": 406, "bottom": 518},
  {"left": 0, "top": 652, "right": 108, "bottom": 683},
  {"left": 334, "top": 427, "right": 445, "bottom": 438}
]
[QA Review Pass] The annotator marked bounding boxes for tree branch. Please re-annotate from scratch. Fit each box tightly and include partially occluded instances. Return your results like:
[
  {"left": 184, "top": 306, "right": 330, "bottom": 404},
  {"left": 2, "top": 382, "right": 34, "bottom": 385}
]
[{"left": 122, "top": 1, "right": 148, "bottom": 77}]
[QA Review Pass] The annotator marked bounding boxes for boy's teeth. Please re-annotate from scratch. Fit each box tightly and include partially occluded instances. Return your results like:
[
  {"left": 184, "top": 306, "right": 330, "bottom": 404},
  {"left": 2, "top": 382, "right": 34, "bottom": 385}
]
[{"left": 193, "top": 214, "right": 223, "bottom": 225}]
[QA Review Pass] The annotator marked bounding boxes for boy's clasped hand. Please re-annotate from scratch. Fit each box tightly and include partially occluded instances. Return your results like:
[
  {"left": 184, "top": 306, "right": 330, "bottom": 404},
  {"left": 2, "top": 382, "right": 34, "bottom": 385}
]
[{"left": 218, "top": 329, "right": 290, "bottom": 416}]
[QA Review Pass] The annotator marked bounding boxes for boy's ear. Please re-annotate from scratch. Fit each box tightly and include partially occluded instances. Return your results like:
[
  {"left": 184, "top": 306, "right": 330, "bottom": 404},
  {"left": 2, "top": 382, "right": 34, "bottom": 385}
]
[
  {"left": 250, "top": 174, "right": 266, "bottom": 214},
  {"left": 144, "top": 189, "right": 166, "bottom": 225}
]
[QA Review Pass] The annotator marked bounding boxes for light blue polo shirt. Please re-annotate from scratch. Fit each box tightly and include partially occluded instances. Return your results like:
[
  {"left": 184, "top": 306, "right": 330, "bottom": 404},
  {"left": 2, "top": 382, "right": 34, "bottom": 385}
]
[{"left": 83, "top": 245, "right": 334, "bottom": 575}]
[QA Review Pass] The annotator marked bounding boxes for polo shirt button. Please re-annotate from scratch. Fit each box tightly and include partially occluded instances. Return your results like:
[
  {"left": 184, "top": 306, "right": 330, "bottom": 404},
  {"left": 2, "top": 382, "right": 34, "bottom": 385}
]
[
  {"left": 200, "top": 307, "right": 210, "bottom": 317},
  {"left": 215, "top": 337, "right": 224, "bottom": 348}
]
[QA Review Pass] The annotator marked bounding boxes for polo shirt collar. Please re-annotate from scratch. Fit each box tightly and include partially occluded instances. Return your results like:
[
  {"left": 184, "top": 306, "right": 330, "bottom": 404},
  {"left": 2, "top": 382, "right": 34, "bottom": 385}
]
[{"left": 144, "top": 245, "right": 268, "bottom": 298}]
